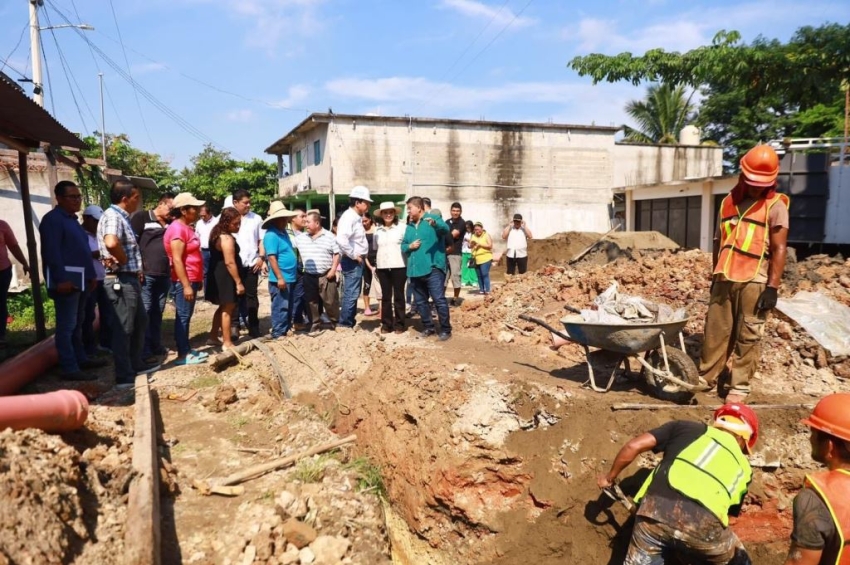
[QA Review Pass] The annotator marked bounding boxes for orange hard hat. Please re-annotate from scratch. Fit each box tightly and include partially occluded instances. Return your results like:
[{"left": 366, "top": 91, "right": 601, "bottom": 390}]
[
  {"left": 801, "top": 393, "right": 850, "bottom": 443},
  {"left": 714, "top": 403, "right": 759, "bottom": 453},
  {"left": 740, "top": 145, "right": 779, "bottom": 187}
]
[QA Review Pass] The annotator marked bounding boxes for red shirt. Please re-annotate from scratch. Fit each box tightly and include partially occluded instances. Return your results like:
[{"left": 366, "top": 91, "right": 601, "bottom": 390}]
[{"left": 164, "top": 220, "right": 203, "bottom": 283}]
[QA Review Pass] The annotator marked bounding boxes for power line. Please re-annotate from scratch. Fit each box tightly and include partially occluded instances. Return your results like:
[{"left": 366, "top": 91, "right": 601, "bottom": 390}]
[
  {"left": 0, "top": 21, "right": 29, "bottom": 77},
  {"left": 107, "top": 0, "right": 156, "bottom": 151},
  {"left": 37, "top": 20, "right": 56, "bottom": 114},
  {"left": 45, "top": 0, "right": 230, "bottom": 152},
  {"left": 104, "top": 79, "right": 129, "bottom": 134},
  {"left": 92, "top": 29, "right": 312, "bottom": 114},
  {"left": 433, "top": 0, "right": 511, "bottom": 84}
]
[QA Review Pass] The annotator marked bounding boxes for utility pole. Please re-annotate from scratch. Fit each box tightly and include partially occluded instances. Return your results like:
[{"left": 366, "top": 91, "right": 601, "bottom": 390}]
[
  {"left": 29, "top": 0, "right": 44, "bottom": 107},
  {"left": 99, "top": 72, "right": 107, "bottom": 164}
]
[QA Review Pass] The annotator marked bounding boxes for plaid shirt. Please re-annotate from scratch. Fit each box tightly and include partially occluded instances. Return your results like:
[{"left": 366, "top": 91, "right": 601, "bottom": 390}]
[{"left": 98, "top": 205, "right": 142, "bottom": 274}]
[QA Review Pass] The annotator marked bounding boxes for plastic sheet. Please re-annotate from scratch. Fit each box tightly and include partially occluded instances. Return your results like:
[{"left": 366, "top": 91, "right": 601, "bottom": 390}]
[
  {"left": 580, "top": 282, "right": 687, "bottom": 325},
  {"left": 776, "top": 291, "right": 850, "bottom": 356}
]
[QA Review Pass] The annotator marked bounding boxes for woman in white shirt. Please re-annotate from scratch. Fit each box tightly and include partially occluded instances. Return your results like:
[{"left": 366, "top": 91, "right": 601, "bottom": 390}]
[{"left": 374, "top": 201, "right": 407, "bottom": 334}]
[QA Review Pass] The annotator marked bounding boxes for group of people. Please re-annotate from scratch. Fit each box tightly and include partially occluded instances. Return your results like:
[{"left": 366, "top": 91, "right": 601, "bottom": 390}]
[{"left": 601, "top": 394, "right": 850, "bottom": 565}]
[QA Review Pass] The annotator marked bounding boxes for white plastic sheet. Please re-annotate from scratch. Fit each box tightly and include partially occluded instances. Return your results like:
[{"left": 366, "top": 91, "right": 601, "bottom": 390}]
[
  {"left": 580, "top": 282, "right": 687, "bottom": 325},
  {"left": 776, "top": 291, "right": 850, "bottom": 356}
]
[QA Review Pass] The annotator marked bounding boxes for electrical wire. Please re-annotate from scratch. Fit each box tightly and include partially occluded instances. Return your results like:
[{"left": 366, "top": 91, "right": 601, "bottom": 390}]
[
  {"left": 0, "top": 21, "right": 30, "bottom": 77},
  {"left": 37, "top": 21, "right": 56, "bottom": 114},
  {"left": 46, "top": 0, "right": 230, "bottom": 152},
  {"left": 107, "top": 0, "right": 156, "bottom": 151},
  {"left": 433, "top": 0, "right": 511, "bottom": 84}
]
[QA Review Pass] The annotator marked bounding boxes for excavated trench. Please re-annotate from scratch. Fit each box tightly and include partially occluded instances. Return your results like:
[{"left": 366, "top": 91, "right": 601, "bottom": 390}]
[{"left": 326, "top": 334, "right": 812, "bottom": 565}]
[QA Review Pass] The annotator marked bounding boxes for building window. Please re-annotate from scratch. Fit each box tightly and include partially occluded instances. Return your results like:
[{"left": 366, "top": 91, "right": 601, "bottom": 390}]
[
  {"left": 313, "top": 140, "right": 321, "bottom": 165},
  {"left": 296, "top": 150, "right": 303, "bottom": 173}
]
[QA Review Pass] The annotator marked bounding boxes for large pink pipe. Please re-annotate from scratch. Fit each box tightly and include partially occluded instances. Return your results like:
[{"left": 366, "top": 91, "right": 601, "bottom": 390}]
[
  {"left": 0, "top": 335, "right": 59, "bottom": 396},
  {"left": 0, "top": 389, "right": 89, "bottom": 432}
]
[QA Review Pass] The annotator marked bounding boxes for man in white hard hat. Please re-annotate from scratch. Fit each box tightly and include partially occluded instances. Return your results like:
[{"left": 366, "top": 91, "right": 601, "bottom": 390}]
[{"left": 335, "top": 185, "right": 372, "bottom": 328}]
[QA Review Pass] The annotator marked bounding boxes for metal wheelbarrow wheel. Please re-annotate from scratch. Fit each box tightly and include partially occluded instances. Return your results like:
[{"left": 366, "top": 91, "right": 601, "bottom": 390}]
[{"left": 642, "top": 348, "right": 699, "bottom": 404}]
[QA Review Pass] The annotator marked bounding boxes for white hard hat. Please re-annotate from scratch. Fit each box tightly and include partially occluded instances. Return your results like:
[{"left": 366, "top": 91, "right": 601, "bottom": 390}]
[{"left": 349, "top": 185, "right": 373, "bottom": 202}]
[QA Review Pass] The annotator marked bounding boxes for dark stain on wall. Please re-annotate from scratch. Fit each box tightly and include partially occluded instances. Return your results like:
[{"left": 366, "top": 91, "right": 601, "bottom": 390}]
[
  {"left": 446, "top": 128, "right": 461, "bottom": 202},
  {"left": 491, "top": 129, "right": 523, "bottom": 219},
  {"left": 353, "top": 128, "right": 376, "bottom": 183}
]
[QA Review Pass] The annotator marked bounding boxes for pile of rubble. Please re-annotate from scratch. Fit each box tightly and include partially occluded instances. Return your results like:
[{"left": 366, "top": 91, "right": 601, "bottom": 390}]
[{"left": 457, "top": 249, "right": 850, "bottom": 397}]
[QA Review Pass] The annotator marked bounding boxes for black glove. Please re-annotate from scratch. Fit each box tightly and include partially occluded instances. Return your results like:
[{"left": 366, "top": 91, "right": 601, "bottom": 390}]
[{"left": 756, "top": 286, "right": 778, "bottom": 311}]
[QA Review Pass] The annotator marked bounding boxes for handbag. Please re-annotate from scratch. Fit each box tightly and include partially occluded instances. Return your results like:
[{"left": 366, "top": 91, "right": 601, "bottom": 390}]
[{"left": 467, "top": 256, "right": 477, "bottom": 269}]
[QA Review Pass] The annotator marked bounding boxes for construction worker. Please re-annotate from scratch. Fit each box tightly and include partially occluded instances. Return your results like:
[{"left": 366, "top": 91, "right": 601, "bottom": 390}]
[
  {"left": 598, "top": 404, "right": 758, "bottom": 564},
  {"left": 784, "top": 393, "right": 850, "bottom": 565},
  {"left": 699, "top": 145, "right": 789, "bottom": 404}
]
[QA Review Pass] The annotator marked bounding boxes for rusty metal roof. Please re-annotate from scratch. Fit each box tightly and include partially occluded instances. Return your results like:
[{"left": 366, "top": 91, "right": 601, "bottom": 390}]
[{"left": 0, "top": 71, "right": 85, "bottom": 150}]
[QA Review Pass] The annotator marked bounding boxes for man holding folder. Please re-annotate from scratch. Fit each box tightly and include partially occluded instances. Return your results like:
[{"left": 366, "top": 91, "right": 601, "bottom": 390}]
[{"left": 40, "top": 181, "right": 106, "bottom": 381}]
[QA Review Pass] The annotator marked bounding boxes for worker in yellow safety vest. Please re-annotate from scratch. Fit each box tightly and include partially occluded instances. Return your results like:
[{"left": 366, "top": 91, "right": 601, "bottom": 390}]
[
  {"left": 784, "top": 393, "right": 850, "bottom": 565},
  {"left": 699, "top": 144, "right": 790, "bottom": 404},
  {"left": 598, "top": 403, "right": 759, "bottom": 564}
]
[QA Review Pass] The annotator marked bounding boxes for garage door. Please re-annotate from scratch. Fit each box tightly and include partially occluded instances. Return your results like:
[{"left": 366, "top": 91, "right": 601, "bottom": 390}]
[{"left": 635, "top": 196, "right": 701, "bottom": 248}]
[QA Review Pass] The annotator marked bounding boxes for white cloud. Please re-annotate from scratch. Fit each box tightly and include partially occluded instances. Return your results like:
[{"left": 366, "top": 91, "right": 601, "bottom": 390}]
[
  {"left": 131, "top": 62, "right": 167, "bottom": 75},
  {"left": 226, "top": 109, "right": 255, "bottom": 122},
  {"left": 564, "top": 0, "right": 850, "bottom": 54},
  {"left": 439, "top": 0, "right": 535, "bottom": 28},
  {"left": 270, "top": 84, "right": 311, "bottom": 109}
]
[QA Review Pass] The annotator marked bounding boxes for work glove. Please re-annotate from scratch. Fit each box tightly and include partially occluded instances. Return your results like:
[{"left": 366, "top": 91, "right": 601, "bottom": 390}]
[{"left": 756, "top": 286, "right": 778, "bottom": 311}]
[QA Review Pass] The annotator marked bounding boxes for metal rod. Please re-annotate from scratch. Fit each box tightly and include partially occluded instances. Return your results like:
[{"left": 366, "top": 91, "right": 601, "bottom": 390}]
[
  {"left": 612, "top": 403, "right": 815, "bottom": 411},
  {"left": 658, "top": 333, "right": 670, "bottom": 374}
]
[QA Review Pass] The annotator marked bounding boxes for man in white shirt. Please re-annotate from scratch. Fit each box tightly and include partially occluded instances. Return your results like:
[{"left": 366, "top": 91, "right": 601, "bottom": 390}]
[
  {"left": 501, "top": 213, "right": 532, "bottom": 275},
  {"left": 195, "top": 204, "right": 218, "bottom": 298},
  {"left": 232, "top": 189, "right": 265, "bottom": 338},
  {"left": 335, "top": 185, "right": 372, "bottom": 328}
]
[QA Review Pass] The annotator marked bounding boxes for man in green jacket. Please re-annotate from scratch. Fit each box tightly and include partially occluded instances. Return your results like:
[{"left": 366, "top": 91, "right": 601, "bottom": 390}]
[{"left": 401, "top": 196, "right": 451, "bottom": 341}]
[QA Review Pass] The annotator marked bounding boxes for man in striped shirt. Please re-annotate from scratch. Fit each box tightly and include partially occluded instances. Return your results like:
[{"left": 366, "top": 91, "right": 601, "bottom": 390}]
[{"left": 297, "top": 211, "right": 340, "bottom": 331}]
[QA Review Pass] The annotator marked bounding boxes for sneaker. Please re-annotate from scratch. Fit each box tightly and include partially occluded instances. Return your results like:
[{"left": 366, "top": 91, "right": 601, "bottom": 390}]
[
  {"left": 80, "top": 357, "right": 109, "bottom": 369},
  {"left": 438, "top": 332, "right": 452, "bottom": 342},
  {"left": 135, "top": 362, "right": 161, "bottom": 376},
  {"left": 60, "top": 371, "right": 99, "bottom": 382},
  {"left": 419, "top": 329, "right": 437, "bottom": 338},
  {"left": 114, "top": 382, "right": 135, "bottom": 390}
]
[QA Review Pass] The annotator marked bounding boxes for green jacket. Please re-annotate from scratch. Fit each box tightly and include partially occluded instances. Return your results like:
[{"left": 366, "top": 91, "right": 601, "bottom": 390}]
[{"left": 401, "top": 216, "right": 449, "bottom": 278}]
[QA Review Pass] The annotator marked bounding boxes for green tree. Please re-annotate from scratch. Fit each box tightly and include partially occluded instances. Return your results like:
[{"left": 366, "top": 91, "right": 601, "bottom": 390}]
[
  {"left": 179, "top": 145, "right": 278, "bottom": 216},
  {"left": 624, "top": 83, "right": 695, "bottom": 144},
  {"left": 569, "top": 23, "right": 850, "bottom": 167}
]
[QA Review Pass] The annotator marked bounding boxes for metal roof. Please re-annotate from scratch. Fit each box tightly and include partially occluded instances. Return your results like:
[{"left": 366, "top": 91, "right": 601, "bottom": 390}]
[
  {"left": 265, "top": 112, "right": 622, "bottom": 154},
  {"left": 0, "top": 71, "right": 85, "bottom": 151}
]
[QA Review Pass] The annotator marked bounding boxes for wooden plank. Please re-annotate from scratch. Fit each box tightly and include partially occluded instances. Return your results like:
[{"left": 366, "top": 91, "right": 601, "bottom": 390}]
[
  {"left": 612, "top": 402, "right": 814, "bottom": 411},
  {"left": 124, "top": 374, "right": 161, "bottom": 565}
]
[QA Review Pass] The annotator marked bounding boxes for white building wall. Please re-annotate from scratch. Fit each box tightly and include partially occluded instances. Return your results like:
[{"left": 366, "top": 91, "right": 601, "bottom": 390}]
[{"left": 613, "top": 144, "right": 723, "bottom": 188}]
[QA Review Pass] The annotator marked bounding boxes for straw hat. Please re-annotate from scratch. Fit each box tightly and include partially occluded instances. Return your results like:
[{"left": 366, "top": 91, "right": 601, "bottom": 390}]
[
  {"left": 262, "top": 201, "right": 298, "bottom": 228},
  {"left": 378, "top": 201, "right": 400, "bottom": 214},
  {"left": 172, "top": 192, "right": 205, "bottom": 209}
]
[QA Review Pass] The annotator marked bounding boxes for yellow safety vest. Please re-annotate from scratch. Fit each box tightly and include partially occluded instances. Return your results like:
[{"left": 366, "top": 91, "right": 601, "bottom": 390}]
[{"left": 635, "top": 426, "right": 752, "bottom": 526}]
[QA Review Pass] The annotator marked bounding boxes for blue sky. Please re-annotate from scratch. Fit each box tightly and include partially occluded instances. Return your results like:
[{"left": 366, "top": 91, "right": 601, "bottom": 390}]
[{"left": 1, "top": 0, "right": 848, "bottom": 169}]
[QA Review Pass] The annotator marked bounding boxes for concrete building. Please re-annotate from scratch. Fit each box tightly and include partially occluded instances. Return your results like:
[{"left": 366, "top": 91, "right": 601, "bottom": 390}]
[{"left": 265, "top": 113, "right": 722, "bottom": 250}]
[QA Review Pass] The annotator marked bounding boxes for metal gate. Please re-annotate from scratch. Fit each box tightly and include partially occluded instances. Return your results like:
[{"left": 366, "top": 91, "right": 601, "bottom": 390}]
[
  {"left": 635, "top": 196, "right": 701, "bottom": 248},
  {"left": 777, "top": 152, "right": 829, "bottom": 243}
]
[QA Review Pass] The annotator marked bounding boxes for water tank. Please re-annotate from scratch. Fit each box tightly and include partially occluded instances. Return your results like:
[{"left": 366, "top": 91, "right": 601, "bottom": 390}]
[{"left": 679, "top": 125, "right": 701, "bottom": 145}]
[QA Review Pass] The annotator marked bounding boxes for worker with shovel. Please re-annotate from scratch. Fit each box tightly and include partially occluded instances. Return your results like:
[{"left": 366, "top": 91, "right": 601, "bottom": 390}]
[
  {"left": 783, "top": 393, "right": 850, "bottom": 565},
  {"left": 699, "top": 144, "right": 789, "bottom": 404},
  {"left": 598, "top": 403, "right": 758, "bottom": 564}
]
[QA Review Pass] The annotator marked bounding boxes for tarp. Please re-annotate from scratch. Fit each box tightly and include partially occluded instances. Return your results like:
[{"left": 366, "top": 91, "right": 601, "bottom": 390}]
[{"left": 777, "top": 292, "right": 850, "bottom": 357}]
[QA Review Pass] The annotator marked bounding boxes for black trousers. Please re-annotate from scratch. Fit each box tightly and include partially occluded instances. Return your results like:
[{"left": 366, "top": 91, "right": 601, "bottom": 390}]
[
  {"left": 376, "top": 267, "right": 407, "bottom": 331},
  {"left": 238, "top": 267, "right": 260, "bottom": 332},
  {"left": 506, "top": 256, "right": 528, "bottom": 275}
]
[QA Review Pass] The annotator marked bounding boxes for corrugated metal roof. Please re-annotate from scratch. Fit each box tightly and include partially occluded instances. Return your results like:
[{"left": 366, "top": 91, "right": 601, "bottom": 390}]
[{"left": 0, "top": 71, "right": 85, "bottom": 150}]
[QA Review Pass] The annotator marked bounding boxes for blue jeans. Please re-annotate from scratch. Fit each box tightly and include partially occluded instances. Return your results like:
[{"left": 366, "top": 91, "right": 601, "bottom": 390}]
[
  {"left": 292, "top": 273, "right": 307, "bottom": 324},
  {"left": 476, "top": 260, "right": 492, "bottom": 293},
  {"left": 52, "top": 290, "right": 89, "bottom": 374},
  {"left": 411, "top": 268, "right": 451, "bottom": 334},
  {"left": 339, "top": 256, "right": 363, "bottom": 328},
  {"left": 406, "top": 278, "right": 415, "bottom": 306},
  {"left": 105, "top": 274, "right": 148, "bottom": 383},
  {"left": 83, "top": 280, "right": 112, "bottom": 355},
  {"left": 625, "top": 516, "right": 750, "bottom": 565},
  {"left": 141, "top": 274, "right": 170, "bottom": 356},
  {"left": 173, "top": 281, "right": 201, "bottom": 357},
  {"left": 268, "top": 281, "right": 295, "bottom": 338},
  {"left": 0, "top": 267, "right": 12, "bottom": 341},
  {"left": 201, "top": 248, "right": 211, "bottom": 295}
]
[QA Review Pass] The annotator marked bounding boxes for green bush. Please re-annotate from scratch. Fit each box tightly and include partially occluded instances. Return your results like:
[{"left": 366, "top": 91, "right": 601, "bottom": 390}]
[{"left": 7, "top": 285, "right": 56, "bottom": 331}]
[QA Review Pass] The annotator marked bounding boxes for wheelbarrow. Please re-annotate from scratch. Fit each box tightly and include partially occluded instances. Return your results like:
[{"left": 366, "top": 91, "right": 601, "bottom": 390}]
[{"left": 519, "top": 313, "right": 709, "bottom": 403}]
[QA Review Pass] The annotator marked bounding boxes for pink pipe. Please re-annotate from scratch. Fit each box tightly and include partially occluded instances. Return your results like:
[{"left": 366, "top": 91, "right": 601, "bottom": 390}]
[
  {"left": 0, "top": 335, "right": 59, "bottom": 396},
  {"left": 0, "top": 390, "right": 89, "bottom": 432}
]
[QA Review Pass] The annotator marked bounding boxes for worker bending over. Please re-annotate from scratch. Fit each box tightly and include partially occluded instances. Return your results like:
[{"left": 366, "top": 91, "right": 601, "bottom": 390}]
[
  {"left": 784, "top": 393, "right": 850, "bottom": 565},
  {"left": 699, "top": 144, "right": 789, "bottom": 404},
  {"left": 598, "top": 404, "right": 758, "bottom": 564}
]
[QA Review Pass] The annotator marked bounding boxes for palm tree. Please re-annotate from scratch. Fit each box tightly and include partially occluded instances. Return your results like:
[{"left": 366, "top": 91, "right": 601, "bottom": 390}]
[{"left": 624, "top": 83, "right": 696, "bottom": 144}]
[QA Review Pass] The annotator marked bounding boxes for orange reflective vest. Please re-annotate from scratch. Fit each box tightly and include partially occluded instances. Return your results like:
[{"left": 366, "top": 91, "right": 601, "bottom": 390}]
[
  {"left": 805, "top": 469, "right": 850, "bottom": 565},
  {"left": 714, "top": 193, "right": 789, "bottom": 283}
]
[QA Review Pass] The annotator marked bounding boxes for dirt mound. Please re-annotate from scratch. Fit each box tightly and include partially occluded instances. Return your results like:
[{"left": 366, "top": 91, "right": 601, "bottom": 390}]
[{"left": 527, "top": 231, "right": 679, "bottom": 271}]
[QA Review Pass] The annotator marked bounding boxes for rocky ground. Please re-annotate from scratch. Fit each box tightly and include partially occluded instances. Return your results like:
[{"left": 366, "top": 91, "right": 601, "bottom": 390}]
[{"left": 2, "top": 232, "right": 849, "bottom": 564}]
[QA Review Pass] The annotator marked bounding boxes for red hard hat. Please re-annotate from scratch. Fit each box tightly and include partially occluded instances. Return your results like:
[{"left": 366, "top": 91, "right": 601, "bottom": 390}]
[
  {"left": 714, "top": 403, "right": 759, "bottom": 453},
  {"left": 801, "top": 393, "right": 850, "bottom": 442},
  {"left": 740, "top": 145, "right": 779, "bottom": 187}
]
